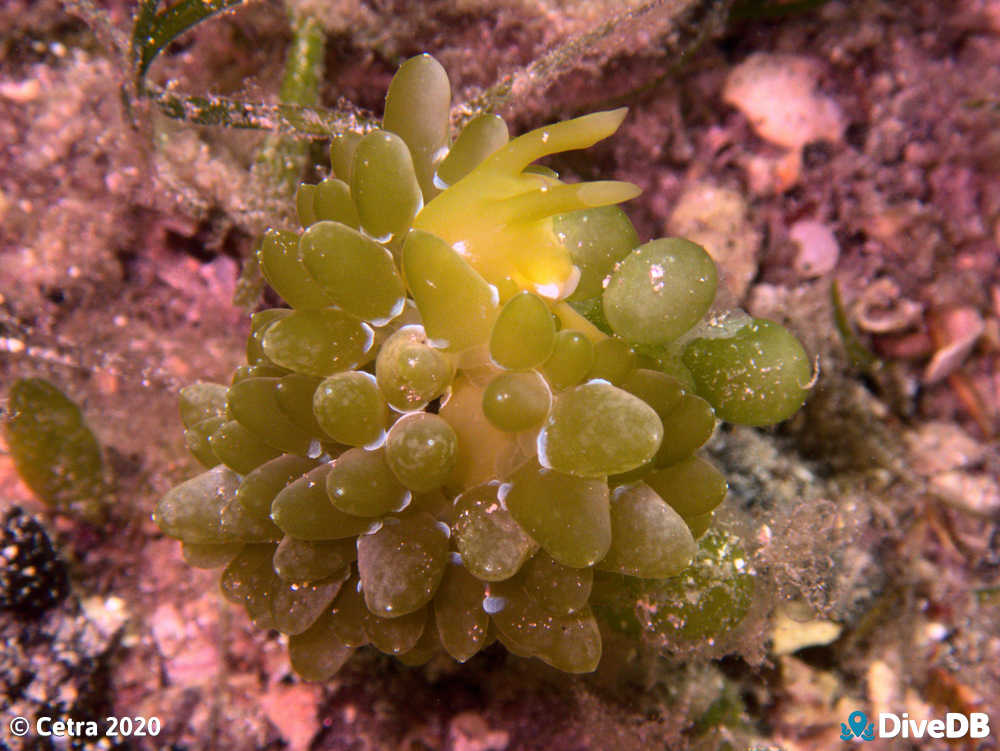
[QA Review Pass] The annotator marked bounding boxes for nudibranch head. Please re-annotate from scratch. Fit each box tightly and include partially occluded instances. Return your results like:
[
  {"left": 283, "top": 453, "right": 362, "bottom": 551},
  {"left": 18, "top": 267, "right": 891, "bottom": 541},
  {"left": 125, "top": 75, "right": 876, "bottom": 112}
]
[
  {"left": 414, "top": 107, "right": 641, "bottom": 300},
  {"left": 153, "top": 53, "right": 812, "bottom": 683}
]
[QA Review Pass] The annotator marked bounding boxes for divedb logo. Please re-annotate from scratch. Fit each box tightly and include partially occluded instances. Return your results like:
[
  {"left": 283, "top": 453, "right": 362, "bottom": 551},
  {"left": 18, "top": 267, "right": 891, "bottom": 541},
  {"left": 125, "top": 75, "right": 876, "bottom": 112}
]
[{"left": 840, "top": 710, "right": 991, "bottom": 741}]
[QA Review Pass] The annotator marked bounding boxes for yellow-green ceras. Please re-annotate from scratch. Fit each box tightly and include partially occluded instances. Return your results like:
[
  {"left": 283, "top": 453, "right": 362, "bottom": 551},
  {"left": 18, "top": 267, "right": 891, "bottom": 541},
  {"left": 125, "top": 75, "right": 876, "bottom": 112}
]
[{"left": 154, "top": 54, "right": 812, "bottom": 680}]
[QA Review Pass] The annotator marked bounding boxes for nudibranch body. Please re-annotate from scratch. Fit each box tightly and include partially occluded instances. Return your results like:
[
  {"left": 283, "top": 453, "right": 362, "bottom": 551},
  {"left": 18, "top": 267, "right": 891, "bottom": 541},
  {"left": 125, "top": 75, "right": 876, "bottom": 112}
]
[
  {"left": 153, "top": 53, "right": 811, "bottom": 681},
  {"left": 414, "top": 107, "right": 640, "bottom": 300}
]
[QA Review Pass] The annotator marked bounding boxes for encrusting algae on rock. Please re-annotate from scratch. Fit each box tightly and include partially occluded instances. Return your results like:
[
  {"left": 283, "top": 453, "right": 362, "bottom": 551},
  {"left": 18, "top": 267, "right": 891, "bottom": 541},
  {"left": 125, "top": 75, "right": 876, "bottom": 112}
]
[{"left": 153, "top": 54, "right": 813, "bottom": 679}]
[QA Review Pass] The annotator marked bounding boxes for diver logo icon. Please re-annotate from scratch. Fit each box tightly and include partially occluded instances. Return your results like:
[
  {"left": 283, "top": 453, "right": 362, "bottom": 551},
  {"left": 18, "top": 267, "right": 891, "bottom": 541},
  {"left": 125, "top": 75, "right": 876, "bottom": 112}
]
[{"left": 841, "top": 711, "right": 875, "bottom": 741}]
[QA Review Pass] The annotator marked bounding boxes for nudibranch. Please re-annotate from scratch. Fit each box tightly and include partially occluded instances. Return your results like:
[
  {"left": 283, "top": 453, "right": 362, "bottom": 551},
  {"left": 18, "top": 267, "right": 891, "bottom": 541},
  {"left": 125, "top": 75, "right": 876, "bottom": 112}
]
[{"left": 153, "top": 53, "right": 811, "bottom": 681}]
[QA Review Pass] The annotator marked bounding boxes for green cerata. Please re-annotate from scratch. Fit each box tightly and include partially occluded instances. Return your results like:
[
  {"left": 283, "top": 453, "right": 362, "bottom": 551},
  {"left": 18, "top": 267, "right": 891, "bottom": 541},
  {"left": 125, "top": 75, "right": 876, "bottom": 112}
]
[{"left": 154, "top": 54, "right": 813, "bottom": 679}]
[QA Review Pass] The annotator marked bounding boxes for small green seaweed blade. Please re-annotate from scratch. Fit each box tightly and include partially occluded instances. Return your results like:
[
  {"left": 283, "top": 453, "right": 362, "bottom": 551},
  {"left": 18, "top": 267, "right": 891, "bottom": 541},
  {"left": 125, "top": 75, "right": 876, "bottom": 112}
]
[{"left": 4, "top": 378, "right": 106, "bottom": 520}]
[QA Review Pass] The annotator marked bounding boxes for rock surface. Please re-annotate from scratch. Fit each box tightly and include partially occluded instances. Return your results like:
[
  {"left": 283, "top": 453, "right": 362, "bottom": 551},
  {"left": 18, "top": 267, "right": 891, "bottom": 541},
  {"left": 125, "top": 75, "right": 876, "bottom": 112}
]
[{"left": 1, "top": 0, "right": 999, "bottom": 748}]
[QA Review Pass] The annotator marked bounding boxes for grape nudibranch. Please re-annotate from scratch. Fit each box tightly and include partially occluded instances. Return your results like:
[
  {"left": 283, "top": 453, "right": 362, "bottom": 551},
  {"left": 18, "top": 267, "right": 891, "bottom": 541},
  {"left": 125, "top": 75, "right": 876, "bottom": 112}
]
[{"left": 154, "top": 54, "right": 812, "bottom": 680}]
